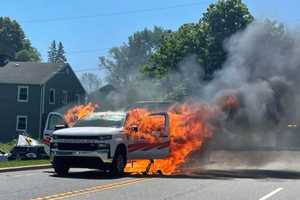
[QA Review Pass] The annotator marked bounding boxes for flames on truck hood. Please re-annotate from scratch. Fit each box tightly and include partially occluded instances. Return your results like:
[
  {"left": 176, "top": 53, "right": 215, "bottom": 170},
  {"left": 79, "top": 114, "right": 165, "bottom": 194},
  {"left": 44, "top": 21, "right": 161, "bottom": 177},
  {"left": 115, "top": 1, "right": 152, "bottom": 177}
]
[{"left": 64, "top": 96, "right": 239, "bottom": 175}]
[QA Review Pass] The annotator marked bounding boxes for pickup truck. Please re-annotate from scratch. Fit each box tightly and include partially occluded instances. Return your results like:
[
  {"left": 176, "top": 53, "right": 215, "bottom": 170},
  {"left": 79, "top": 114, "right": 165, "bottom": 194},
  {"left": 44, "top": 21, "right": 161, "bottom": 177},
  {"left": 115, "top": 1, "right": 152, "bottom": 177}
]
[{"left": 43, "top": 111, "right": 170, "bottom": 176}]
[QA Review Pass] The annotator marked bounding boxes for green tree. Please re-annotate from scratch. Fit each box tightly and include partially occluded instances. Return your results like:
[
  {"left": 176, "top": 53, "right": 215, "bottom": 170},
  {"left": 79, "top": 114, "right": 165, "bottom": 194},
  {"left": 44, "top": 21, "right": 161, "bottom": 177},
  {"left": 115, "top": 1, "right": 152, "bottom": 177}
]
[
  {"left": 56, "top": 42, "right": 67, "bottom": 63},
  {"left": 48, "top": 40, "right": 67, "bottom": 63},
  {"left": 145, "top": 0, "right": 253, "bottom": 80},
  {"left": 0, "top": 17, "right": 41, "bottom": 62},
  {"left": 201, "top": 0, "right": 253, "bottom": 80},
  {"left": 47, "top": 40, "right": 57, "bottom": 63},
  {"left": 100, "top": 26, "right": 169, "bottom": 88}
]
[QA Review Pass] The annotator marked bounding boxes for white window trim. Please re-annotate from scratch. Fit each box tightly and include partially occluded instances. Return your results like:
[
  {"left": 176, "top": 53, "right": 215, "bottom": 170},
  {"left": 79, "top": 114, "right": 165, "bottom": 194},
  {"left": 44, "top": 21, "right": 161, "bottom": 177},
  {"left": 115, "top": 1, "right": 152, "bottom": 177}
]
[
  {"left": 62, "top": 90, "right": 68, "bottom": 105},
  {"left": 16, "top": 115, "right": 28, "bottom": 131},
  {"left": 49, "top": 88, "right": 56, "bottom": 104},
  {"left": 17, "top": 86, "right": 29, "bottom": 102}
]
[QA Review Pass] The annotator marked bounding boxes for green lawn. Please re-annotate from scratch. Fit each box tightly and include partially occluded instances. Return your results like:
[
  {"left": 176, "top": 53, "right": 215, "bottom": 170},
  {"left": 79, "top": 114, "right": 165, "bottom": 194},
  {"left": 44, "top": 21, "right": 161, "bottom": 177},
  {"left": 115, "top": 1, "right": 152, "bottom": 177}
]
[
  {"left": 0, "top": 139, "right": 16, "bottom": 153},
  {"left": 0, "top": 159, "right": 50, "bottom": 168}
]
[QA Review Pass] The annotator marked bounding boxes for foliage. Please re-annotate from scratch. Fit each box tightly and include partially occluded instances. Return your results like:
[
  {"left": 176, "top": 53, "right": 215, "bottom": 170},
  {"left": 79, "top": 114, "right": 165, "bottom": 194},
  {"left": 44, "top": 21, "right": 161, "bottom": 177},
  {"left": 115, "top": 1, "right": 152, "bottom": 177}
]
[
  {"left": 0, "top": 159, "right": 50, "bottom": 169},
  {"left": 0, "top": 17, "right": 41, "bottom": 62},
  {"left": 80, "top": 72, "right": 102, "bottom": 93},
  {"left": 48, "top": 40, "right": 67, "bottom": 64},
  {"left": 144, "top": 0, "right": 254, "bottom": 100},
  {"left": 0, "top": 139, "right": 16, "bottom": 153},
  {"left": 99, "top": 26, "right": 170, "bottom": 89}
]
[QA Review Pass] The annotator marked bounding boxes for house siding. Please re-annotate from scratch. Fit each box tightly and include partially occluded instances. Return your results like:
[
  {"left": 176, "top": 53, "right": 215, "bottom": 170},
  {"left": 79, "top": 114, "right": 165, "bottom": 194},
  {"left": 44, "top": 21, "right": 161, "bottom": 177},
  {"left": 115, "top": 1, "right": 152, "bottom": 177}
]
[
  {"left": 0, "top": 64, "right": 86, "bottom": 141},
  {"left": 0, "top": 84, "right": 41, "bottom": 140},
  {"left": 41, "top": 65, "right": 86, "bottom": 134}
]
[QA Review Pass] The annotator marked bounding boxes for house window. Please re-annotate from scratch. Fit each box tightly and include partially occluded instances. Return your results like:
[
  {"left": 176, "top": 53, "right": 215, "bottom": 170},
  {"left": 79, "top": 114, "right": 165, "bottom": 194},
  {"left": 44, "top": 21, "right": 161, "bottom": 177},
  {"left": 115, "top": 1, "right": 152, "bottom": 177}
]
[
  {"left": 62, "top": 91, "right": 68, "bottom": 105},
  {"left": 17, "top": 86, "right": 29, "bottom": 102},
  {"left": 49, "top": 89, "right": 55, "bottom": 104},
  {"left": 16, "top": 115, "right": 27, "bottom": 131},
  {"left": 75, "top": 94, "right": 81, "bottom": 104}
]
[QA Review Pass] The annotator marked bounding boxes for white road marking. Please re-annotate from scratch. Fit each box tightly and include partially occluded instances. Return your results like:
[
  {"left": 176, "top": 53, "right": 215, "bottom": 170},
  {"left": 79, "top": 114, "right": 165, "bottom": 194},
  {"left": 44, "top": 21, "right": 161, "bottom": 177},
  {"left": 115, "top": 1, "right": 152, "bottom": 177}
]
[
  {"left": 259, "top": 187, "right": 283, "bottom": 200},
  {"left": 6, "top": 173, "right": 38, "bottom": 177}
]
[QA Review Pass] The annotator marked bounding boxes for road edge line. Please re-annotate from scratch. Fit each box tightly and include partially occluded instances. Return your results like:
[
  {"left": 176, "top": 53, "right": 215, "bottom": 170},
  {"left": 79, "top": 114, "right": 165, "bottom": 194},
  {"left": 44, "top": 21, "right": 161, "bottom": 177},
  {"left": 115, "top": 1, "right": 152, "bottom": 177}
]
[{"left": 0, "top": 164, "right": 51, "bottom": 173}]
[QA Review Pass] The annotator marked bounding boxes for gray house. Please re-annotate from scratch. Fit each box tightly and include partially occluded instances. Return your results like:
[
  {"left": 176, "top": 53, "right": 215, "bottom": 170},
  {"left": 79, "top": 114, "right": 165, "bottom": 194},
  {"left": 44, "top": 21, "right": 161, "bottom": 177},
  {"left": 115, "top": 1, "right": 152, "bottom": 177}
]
[{"left": 0, "top": 62, "right": 86, "bottom": 141}]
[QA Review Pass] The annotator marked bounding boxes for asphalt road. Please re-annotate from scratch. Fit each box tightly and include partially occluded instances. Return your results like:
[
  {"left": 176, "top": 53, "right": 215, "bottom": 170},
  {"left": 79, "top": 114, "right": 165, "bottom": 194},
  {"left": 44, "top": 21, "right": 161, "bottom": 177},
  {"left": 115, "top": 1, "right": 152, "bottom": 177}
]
[{"left": 1, "top": 166, "right": 300, "bottom": 200}]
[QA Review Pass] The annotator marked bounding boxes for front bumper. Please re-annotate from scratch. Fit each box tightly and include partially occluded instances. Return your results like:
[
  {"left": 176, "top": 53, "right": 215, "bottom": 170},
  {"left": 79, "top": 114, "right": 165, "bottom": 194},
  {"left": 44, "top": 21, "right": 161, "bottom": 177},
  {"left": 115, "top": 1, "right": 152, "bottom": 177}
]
[{"left": 50, "top": 149, "right": 112, "bottom": 163}]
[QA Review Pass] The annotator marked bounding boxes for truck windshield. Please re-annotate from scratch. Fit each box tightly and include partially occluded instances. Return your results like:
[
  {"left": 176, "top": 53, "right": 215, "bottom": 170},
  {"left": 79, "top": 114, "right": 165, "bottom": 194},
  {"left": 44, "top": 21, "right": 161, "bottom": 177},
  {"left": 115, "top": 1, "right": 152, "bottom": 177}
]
[{"left": 73, "top": 112, "right": 126, "bottom": 128}]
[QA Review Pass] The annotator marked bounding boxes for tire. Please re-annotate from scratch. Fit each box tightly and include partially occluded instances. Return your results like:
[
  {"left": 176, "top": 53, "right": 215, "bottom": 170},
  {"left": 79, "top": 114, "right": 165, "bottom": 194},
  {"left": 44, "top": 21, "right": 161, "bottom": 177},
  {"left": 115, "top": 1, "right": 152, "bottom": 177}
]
[
  {"left": 53, "top": 158, "right": 70, "bottom": 176},
  {"left": 110, "top": 147, "right": 126, "bottom": 176}
]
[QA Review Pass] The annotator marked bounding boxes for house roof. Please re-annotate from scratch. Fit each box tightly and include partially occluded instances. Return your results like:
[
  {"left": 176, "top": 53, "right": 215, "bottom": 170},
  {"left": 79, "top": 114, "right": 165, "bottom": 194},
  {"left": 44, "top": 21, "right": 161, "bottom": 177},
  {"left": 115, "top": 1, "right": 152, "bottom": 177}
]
[{"left": 0, "top": 62, "right": 66, "bottom": 84}]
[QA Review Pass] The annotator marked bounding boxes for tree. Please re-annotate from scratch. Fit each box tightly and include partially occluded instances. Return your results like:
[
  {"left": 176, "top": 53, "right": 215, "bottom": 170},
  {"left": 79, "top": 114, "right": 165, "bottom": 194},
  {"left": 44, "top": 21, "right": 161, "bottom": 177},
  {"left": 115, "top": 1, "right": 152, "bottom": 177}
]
[
  {"left": 201, "top": 0, "right": 253, "bottom": 80},
  {"left": 0, "top": 17, "right": 41, "bottom": 62},
  {"left": 56, "top": 42, "right": 67, "bottom": 63},
  {"left": 80, "top": 72, "right": 102, "bottom": 93},
  {"left": 48, "top": 40, "right": 57, "bottom": 63},
  {"left": 144, "top": 0, "right": 253, "bottom": 100},
  {"left": 47, "top": 40, "right": 67, "bottom": 64},
  {"left": 146, "top": 0, "right": 253, "bottom": 79},
  {"left": 99, "top": 26, "right": 170, "bottom": 89}
]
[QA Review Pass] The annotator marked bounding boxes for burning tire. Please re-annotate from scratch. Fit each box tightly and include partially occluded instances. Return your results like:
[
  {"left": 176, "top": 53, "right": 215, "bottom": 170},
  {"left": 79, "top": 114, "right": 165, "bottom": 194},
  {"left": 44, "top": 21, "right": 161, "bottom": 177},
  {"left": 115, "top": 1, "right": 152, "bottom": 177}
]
[
  {"left": 110, "top": 147, "right": 127, "bottom": 176},
  {"left": 53, "top": 158, "right": 70, "bottom": 176}
]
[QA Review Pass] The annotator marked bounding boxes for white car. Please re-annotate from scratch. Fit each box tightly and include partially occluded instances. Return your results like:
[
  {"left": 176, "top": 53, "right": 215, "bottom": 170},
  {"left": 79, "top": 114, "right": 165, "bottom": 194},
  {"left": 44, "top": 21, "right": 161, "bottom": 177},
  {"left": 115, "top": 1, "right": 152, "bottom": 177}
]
[{"left": 43, "top": 111, "right": 170, "bottom": 176}]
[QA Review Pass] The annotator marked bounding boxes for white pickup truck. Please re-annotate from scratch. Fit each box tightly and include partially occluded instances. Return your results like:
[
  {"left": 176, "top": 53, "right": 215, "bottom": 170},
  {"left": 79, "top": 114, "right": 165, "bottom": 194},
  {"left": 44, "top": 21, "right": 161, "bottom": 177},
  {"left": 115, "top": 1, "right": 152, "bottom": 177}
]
[{"left": 43, "top": 111, "right": 170, "bottom": 176}]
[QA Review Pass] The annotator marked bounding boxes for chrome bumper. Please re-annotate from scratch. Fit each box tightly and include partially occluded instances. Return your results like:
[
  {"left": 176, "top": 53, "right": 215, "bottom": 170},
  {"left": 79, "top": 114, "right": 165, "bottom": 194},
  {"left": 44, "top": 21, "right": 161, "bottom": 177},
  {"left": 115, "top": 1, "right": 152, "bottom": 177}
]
[{"left": 50, "top": 149, "right": 112, "bottom": 162}]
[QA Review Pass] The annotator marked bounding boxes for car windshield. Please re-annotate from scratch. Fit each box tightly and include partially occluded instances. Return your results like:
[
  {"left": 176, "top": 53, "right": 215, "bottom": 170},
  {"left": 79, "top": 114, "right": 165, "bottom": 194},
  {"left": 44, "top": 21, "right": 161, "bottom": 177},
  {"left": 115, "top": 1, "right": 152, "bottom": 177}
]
[{"left": 73, "top": 112, "right": 126, "bottom": 128}]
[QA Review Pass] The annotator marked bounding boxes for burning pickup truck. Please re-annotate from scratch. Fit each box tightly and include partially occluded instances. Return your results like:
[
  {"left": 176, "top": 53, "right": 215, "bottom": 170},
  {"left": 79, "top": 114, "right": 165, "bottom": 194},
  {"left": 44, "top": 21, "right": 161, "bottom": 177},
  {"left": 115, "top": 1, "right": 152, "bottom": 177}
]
[{"left": 44, "top": 111, "right": 170, "bottom": 176}]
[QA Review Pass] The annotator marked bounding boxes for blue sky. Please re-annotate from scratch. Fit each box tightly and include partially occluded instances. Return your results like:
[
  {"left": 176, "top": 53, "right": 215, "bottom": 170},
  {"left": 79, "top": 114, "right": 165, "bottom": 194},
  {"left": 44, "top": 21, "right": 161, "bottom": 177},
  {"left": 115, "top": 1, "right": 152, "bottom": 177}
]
[{"left": 2, "top": 0, "right": 300, "bottom": 77}]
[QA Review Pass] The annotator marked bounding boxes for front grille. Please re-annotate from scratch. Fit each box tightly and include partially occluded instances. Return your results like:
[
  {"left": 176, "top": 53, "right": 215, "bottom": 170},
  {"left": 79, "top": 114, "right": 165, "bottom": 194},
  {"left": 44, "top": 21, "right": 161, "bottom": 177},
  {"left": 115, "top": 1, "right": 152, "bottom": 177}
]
[
  {"left": 57, "top": 143, "right": 98, "bottom": 151},
  {"left": 56, "top": 135, "right": 99, "bottom": 140}
]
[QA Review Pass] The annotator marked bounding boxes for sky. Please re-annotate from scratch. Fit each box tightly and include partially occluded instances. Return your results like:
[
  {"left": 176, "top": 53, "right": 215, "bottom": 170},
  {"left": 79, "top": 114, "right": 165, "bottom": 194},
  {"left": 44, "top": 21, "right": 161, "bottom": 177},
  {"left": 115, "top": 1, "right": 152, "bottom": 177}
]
[{"left": 2, "top": 0, "right": 300, "bottom": 78}]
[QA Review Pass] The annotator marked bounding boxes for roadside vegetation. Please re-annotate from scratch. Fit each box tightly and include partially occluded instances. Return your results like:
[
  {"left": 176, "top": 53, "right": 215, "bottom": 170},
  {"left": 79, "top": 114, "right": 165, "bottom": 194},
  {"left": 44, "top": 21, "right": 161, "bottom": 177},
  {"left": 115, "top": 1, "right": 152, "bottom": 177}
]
[
  {"left": 0, "top": 159, "right": 50, "bottom": 169},
  {"left": 0, "top": 140, "right": 16, "bottom": 153}
]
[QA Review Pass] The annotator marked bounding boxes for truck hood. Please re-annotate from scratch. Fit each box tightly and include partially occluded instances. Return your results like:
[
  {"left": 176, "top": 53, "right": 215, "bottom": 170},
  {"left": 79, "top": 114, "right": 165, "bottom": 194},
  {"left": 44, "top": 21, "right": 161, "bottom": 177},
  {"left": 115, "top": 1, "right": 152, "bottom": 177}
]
[{"left": 53, "top": 127, "right": 123, "bottom": 136}]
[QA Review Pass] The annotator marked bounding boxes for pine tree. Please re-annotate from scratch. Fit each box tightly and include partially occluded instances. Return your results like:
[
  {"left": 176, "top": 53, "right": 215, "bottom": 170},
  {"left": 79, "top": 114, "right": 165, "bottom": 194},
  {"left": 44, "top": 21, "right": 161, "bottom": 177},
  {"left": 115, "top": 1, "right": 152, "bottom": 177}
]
[
  {"left": 56, "top": 42, "right": 67, "bottom": 64},
  {"left": 47, "top": 40, "right": 57, "bottom": 63}
]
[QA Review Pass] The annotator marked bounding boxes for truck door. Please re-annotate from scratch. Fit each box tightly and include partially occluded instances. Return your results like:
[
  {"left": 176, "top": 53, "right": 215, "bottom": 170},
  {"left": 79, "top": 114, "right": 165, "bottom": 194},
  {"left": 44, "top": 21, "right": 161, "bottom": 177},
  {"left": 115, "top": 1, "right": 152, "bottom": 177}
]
[
  {"left": 43, "top": 112, "right": 67, "bottom": 155},
  {"left": 127, "top": 112, "right": 170, "bottom": 160}
]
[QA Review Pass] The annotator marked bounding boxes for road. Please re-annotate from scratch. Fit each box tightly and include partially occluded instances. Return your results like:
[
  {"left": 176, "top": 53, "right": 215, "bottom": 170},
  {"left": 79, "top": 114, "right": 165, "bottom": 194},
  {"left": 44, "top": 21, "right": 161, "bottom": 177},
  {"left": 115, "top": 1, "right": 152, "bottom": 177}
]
[{"left": 1, "top": 167, "right": 300, "bottom": 200}]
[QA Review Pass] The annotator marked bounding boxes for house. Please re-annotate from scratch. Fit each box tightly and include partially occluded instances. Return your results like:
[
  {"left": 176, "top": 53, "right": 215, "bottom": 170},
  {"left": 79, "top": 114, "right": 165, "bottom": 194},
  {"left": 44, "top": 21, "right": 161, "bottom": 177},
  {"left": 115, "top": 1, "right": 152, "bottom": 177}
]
[
  {"left": 0, "top": 62, "right": 86, "bottom": 141},
  {"left": 89, "top": 84, "right": 121, "bottom": 110}
]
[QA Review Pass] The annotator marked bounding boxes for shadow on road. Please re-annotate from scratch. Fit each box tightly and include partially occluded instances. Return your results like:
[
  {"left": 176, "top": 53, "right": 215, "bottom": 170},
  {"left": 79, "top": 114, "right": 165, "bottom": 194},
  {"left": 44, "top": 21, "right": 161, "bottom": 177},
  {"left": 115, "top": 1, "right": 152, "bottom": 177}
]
[{"left": 46, "top": 169, "right": 300, "bottom": 180}]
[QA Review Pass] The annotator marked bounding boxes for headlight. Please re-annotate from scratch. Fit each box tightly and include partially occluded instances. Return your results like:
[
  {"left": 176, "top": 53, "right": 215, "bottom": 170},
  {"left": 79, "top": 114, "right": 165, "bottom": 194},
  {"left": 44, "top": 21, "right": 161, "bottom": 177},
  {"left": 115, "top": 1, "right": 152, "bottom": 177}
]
[{"left": 98, "top": 135, "right": 112, "bottom": 140}]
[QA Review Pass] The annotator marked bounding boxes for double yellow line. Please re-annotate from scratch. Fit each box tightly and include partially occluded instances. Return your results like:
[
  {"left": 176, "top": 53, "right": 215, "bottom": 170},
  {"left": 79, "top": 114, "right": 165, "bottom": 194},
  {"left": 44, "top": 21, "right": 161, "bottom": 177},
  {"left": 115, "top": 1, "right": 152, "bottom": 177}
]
[{"left": 32, "top": 178, "right": 148, "bottom": 200}]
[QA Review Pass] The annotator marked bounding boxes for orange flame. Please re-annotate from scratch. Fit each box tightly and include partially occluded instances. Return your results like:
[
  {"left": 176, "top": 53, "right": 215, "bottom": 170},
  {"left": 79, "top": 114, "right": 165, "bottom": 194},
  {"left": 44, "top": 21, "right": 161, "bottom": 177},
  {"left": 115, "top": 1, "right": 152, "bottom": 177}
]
[
  {"left": 125, "top": 103, "right": 222, "bottom": 175},
  {"left": 64, "top": 103, "right": 97, "bottom": 127}
]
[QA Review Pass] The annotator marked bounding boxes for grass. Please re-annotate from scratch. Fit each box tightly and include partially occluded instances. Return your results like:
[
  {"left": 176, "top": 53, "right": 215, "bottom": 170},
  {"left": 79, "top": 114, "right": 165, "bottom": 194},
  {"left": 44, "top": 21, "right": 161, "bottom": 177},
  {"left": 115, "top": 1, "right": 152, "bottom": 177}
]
[
  {"left": 0, "top": 159, "right": 50, "bottom": 169},
  {"left": 0, "top": 139, "right": 16, "bottom": 153},
  {"left": 0, "top": 140, "right": 50, "bottom": 169}
]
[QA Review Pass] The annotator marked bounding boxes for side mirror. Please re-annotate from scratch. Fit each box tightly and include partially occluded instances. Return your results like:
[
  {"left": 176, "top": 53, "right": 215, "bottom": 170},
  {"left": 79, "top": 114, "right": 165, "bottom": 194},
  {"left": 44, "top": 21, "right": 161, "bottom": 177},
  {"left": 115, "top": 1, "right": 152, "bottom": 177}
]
[{"left": 54, "top": 124, "right": 68, "bottom": 131}]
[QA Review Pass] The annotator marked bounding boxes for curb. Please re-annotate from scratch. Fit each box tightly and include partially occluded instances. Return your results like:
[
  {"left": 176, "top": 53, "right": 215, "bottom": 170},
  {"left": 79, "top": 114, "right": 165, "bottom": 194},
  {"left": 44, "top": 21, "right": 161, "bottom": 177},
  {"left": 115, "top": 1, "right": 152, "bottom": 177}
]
[{"left": 0, "top": 164, "right": 52, "bottom": 173}]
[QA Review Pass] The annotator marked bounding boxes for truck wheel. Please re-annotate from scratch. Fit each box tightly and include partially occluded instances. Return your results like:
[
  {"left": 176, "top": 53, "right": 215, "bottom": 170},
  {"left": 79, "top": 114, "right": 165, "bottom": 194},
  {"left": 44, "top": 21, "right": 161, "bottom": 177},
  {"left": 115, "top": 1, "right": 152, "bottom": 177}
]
[
  {"left": 53, "top": 159, "right": 69, "bottom": 176},
  {"left": 110, "top": 148, "right": 126, "bottom": 176}
]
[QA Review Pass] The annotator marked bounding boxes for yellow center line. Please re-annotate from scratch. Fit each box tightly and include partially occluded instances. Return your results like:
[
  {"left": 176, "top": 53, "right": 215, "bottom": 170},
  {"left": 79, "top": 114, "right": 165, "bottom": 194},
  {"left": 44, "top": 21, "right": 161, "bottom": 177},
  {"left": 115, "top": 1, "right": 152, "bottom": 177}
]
[{"left": 31, "top": 178, "right": 148, "bottom": 200}]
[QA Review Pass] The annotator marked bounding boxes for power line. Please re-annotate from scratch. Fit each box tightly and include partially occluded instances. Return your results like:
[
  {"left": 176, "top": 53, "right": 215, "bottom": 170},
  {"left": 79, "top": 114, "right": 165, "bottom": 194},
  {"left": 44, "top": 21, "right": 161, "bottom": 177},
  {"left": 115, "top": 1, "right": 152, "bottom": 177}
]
[{"left": 20, "top": 2, "right": 209, "bottom": 24}]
